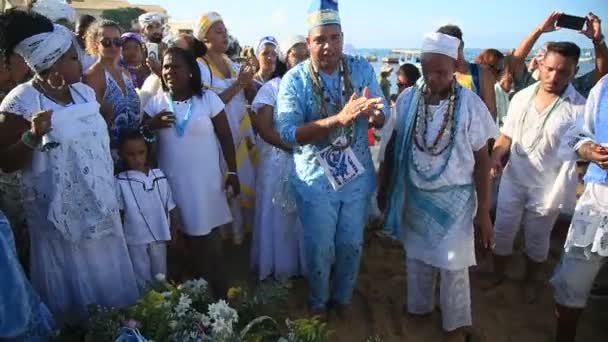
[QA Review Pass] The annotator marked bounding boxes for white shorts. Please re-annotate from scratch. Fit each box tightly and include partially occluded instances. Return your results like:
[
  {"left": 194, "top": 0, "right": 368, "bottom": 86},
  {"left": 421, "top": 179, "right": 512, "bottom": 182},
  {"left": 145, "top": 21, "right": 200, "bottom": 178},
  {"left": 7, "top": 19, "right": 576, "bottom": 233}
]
[
  {"left": 406, "top": 258, "right": 472, "bottom": 332},
  {"left": 551, "top": 247, "right": 607, "bottom": 308}
]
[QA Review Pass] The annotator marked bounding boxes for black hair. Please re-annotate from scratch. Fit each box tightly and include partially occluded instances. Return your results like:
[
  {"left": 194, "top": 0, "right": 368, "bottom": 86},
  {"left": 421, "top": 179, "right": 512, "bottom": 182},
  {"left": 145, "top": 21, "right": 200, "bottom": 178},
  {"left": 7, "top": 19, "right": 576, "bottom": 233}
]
[
  {"left": 160, "top": 46, "right": 203, "bottom": 97},
  {"left": 545, "top": 41, "right": 581, "bottom": 64},
  {"left": 118, "top": 129, "right": 147, "bottom": 150},
  {"left": 274, "top": 59, "right": 288, "bottom": 78},
  {"left": 437, "top": 25, "right": 463, "bottom": 41},
  {"left": 76, "top": 14, "right": 96, "bottom": 38},
  {"left": 399, "top": 63, "right": 421, "bottom": 85},
  {"left": 0, "top": 9, "right": 53, "bottom": 60},
  {"left": 191, "top": 37, "right": 207, "bottom": 59}
]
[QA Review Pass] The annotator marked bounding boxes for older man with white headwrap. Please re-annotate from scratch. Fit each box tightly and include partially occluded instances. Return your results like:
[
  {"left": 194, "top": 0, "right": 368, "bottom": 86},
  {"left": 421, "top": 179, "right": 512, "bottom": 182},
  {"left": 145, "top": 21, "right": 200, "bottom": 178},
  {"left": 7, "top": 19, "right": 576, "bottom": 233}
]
[{"left": 379, "top": 32, "right": 497, "bottom": 342}]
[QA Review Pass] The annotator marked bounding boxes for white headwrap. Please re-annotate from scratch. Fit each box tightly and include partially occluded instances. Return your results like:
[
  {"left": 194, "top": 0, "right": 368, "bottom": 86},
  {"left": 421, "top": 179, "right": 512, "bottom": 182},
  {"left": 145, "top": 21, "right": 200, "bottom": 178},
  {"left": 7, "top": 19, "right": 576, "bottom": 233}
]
[
  {"left": 14, "top": 24, "right": 74, "bottom": 73},
  {"left": 421, "top": 32, "right": 460, "bottom": 60},
  {"left": 31, "top": 0, "right": 76, "bottom": 24},
  {"left": 256, "top": 36, "right": 279, "bottom": 55},
  {"left": 280, "top": 35, "right": 306, "bottom": 62},
  {"left": 138, "top": 12, "right": 165, "bottom": 28}
]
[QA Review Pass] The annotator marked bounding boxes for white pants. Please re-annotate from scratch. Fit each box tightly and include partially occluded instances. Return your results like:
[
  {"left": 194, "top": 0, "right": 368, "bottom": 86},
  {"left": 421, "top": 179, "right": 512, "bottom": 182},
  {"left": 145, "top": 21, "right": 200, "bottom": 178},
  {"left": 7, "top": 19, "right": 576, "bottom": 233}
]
[
  {"left": 406, "top": 258, "right": 472, "bottom": 332},
  {"left": 494, "top": 177, "right": 559, "bottom": 262},
  {"left": 127, "top": 242, "right": 167, "bottom": 293}
]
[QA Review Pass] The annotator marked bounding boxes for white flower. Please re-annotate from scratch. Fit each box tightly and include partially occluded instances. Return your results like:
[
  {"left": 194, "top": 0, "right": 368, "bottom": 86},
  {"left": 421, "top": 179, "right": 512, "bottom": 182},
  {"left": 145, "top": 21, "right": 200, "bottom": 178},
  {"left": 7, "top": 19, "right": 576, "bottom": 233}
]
[
  {"left": 174, "top": 293, "right": 193, "bottom": 318},
  {"left": 208, "top": 300, "right": 238, "bottom": 326},
  {"left": 210, "top": 318, "right": 233, "bottom": 338},
  {"left": 154, "top": 273, "right": 166, "bottom": 282},
  {"left": 181, "top": 278, "right": 209, "bottom": 297},
  {"left": 168, "top": 320, "right": 178, "bottom": 330}
]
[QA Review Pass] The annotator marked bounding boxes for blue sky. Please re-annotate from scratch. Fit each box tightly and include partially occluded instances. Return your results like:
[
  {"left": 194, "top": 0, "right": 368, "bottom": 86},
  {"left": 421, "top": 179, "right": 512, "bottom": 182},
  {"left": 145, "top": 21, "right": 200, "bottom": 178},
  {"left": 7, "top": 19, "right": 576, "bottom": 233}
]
[{"left": 138, "top": 0, "right": 608, "bottom": 49}]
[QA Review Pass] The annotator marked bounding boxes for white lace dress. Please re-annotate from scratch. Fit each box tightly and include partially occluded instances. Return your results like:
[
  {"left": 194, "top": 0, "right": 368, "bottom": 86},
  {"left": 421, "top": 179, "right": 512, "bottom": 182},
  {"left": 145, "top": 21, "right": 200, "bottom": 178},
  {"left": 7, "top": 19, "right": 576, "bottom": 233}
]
[
  {"left": 0, "top": 82, "right": 138, "bottom": 323},
  {"left": 250, "top": 78, "right": 306, "bottom": 280}
]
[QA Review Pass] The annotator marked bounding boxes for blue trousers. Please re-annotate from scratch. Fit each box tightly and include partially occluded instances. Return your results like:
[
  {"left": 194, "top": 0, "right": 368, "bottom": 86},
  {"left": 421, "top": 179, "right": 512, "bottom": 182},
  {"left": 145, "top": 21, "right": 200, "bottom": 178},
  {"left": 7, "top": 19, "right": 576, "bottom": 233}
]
[{"left": 295, "top": 195, "right": 369, "bottom": 310}]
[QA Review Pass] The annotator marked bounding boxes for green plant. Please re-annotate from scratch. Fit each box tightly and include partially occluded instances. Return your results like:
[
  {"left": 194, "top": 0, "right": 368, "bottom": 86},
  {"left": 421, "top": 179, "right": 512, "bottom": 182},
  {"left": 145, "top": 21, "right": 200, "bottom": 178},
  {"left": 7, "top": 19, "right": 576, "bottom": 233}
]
[
  {"left": 101, "top": 7, "right": 146, "bottom": 31},
  {"left": 283, "top": 317, "right": 333, "bottom": 342}
]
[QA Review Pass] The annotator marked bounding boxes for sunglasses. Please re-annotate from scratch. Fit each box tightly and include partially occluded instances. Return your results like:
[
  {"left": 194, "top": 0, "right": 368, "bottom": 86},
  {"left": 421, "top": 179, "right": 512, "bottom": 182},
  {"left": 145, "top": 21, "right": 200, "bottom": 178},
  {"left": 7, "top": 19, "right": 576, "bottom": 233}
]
[{"left": 100, "top": 38, "right": 123, "bottom": 48}]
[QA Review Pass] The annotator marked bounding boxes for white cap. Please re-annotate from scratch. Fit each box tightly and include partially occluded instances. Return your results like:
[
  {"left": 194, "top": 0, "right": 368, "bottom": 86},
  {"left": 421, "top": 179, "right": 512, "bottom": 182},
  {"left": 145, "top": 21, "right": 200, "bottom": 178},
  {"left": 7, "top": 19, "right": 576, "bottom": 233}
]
[{"left": 421, "top": 32, "right": 460, "bottom": 60}]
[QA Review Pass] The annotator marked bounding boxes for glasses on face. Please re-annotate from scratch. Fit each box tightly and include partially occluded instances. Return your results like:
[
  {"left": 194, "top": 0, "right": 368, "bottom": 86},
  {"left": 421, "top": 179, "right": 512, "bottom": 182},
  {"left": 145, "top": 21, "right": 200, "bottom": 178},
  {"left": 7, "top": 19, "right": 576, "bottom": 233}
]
[{"left": 100, "top": 38, "right": 123, "bottom": 48}]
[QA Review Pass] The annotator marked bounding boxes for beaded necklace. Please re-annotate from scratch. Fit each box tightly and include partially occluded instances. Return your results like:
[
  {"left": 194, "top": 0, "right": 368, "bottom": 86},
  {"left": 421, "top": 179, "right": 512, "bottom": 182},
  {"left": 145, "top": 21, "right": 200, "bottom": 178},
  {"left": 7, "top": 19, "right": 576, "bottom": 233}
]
[
  {"left": 410, "top": 81, "right": 461, "bottom": 182},
  {"left": 413, "top": 82, "right": 457, "bottom": 156},
  {"left": 308, "top": 57, "right": 355, "bottom": 149},
  {"left": 514, "top": 84, "right": 563, "bottom": 156}
]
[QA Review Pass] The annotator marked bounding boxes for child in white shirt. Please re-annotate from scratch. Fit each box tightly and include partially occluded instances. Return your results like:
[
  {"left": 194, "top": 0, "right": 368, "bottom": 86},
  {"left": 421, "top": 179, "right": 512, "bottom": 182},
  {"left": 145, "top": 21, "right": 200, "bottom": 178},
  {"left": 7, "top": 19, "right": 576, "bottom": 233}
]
[{"left": 116, "top": 130, "right": 181, "bottom": 292}]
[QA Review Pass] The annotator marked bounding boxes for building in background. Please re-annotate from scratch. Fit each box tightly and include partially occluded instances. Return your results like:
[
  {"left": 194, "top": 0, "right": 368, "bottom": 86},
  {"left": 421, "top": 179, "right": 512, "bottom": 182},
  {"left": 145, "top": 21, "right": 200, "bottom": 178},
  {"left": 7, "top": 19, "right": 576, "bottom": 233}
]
[{"left": 4, "top": 0, "right": 167, "bottom": 18}]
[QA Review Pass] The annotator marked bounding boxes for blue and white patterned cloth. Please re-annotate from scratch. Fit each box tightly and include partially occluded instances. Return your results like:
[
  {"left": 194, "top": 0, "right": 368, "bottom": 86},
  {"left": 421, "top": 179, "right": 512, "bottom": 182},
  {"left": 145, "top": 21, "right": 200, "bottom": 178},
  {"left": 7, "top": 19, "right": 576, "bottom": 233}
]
[
  {"left": 0, "top": 211, "right": 55, "bottom": 341},
  {"left": 104, "top": 70, "right": 141, "bottom": 147}
]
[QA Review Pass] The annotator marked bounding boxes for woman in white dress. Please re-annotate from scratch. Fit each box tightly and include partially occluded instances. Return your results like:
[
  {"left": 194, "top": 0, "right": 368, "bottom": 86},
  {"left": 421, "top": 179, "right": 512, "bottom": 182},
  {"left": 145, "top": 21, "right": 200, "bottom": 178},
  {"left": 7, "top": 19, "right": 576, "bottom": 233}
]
[
  {"left": 0, "top": 10, "right": 138, "bottom": 323},
  {"left": 143, "top": 47, "right": 239, "bottom": 298},
  {"left": 194, "top": 12, "right": 257, "bottom": 243},
  {"left": 250, "top": 35, "right": 310, "bottom": 281}
]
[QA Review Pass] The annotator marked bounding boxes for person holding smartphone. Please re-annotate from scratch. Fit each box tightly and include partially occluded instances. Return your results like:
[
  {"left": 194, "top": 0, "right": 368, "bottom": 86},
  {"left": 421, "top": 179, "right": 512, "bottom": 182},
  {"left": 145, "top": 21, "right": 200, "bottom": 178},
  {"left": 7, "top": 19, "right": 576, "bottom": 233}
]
[
  {"left": 138, "top": 12, "right": 167, "bottom": 78},
  {"left": 487, "top": 42, "right": 586, "bottom": 303},
  {"left": 510, "top": 12, "right": 607, "bottom": 98}
]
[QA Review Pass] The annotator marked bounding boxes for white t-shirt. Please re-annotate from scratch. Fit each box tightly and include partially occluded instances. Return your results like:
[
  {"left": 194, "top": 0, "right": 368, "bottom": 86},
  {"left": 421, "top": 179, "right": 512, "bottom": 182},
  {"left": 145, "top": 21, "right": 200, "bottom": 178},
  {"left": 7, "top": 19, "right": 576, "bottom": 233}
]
[
  {"left": 144, "top": 91, "right": 232, "bottom": 236},
  {"left": 116, "top": 169, "right": 176, "bottom": 245},
  {"left": 501, "top": 83, "right": 585, "bottom": 195}
]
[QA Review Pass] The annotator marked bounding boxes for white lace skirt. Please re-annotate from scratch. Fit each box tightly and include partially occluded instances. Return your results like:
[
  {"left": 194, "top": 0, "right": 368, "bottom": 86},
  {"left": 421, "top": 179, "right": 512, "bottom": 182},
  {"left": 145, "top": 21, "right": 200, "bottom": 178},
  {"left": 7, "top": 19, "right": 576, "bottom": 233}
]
[
  {"left": 251, "top": 142, "right": 306, "bottom": 280},
  {"left": 29, "top": 220, "right": 139, "bottom": 324}
]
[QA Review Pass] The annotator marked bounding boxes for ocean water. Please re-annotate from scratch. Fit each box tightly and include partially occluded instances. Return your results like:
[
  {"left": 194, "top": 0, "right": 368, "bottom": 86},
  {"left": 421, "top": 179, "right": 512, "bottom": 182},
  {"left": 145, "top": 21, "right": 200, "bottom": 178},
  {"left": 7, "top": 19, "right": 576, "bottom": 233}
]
[{"left": 354, "top": 48, "right": 594, "bottom": 95}]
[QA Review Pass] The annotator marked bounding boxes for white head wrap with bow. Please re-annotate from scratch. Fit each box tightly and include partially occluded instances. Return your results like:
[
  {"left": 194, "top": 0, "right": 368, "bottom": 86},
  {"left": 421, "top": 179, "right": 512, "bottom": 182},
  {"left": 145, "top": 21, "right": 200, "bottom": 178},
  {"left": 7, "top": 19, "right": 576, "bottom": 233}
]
[{"left": 14, "top": 24, "right": 74, "bottom": 73}]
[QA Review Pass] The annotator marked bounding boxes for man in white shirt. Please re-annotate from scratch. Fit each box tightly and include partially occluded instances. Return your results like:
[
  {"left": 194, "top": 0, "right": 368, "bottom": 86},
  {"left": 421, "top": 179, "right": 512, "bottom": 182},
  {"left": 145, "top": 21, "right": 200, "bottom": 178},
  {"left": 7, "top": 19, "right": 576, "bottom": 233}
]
[
  {"left": 550, "top": 74, "right": 608, "bottom": 342},
  {"left": 380, "top": 32, "right": 497, "bottom": 342},
  {"left": 488, "top": 42, "right": 586, "bottom": 302}
]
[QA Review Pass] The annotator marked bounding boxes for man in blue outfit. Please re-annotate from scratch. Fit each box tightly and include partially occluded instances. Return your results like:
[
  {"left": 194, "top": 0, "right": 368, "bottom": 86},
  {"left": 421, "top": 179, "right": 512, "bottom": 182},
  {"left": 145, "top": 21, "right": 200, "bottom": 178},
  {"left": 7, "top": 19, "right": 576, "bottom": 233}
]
[{"left": 276, "top": 0, "right": 386, "bottom": 320}]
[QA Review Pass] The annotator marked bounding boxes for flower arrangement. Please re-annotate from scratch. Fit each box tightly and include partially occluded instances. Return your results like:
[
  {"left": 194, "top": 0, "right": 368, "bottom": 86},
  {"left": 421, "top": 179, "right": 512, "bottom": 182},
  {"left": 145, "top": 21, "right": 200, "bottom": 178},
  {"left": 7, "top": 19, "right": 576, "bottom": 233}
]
[{"left": 55, "top": 275, "right": 333, "bottom": 342}]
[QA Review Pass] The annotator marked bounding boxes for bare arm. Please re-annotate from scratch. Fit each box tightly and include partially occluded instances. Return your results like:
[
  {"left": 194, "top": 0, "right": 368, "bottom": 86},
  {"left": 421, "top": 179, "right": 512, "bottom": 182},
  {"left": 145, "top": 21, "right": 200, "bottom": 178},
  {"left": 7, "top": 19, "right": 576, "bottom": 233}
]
[
  {"left": 169, "top": 207, "right": 183, "bottom": 235},
  {"left": 593, "top": 40, "right": 608, "bottom": 83},
  {"left": 512, "top": 12, "right": 562, "bottom": 81},
  {"left": 218, "top": 81, "right": 246, "bottom": 104},
  {"left": 256, "top": 105, "right": 291, "bottom": 151},
  {"left": 0, "top": 111, "right": 51, "bottom": 172},
  {"left": 582, "top": 13, "right": 608, "bottom": 83},
  {"left": 377, "top": 132, "right": 395, "bottom": 212},
  {"left": 479, "top": 65, "right": 498, "bottom": 119},
  {"left": 474, "top": 145, "right": 494, "bottom": 249},
  {"left": 211, "top": 110, "right": 237, "bottom": 173},
  {"left": 490, "top": 133, "right": 512, "bottom": 177},
  {"left": 474, "top": 146, "right": 492, "bottom": 214}
]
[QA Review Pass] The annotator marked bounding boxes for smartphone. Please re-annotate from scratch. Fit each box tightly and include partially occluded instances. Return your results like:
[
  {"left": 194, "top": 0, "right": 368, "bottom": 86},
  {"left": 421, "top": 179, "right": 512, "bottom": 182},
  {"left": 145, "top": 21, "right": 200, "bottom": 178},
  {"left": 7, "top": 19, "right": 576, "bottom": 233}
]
[
  {"left": 146, "top": 42, "right": 159, "bottom": 60},
  {"left": 557, "top": 14, "right": 586, "bottom": 31}
]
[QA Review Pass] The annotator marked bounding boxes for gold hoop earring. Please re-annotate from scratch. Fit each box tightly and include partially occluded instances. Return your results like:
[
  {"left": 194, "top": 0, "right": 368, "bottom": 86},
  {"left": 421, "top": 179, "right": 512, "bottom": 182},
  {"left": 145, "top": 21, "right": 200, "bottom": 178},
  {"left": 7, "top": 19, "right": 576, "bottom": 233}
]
[{"left": 46, "top": 72, "right": 66, "bottom": 90}]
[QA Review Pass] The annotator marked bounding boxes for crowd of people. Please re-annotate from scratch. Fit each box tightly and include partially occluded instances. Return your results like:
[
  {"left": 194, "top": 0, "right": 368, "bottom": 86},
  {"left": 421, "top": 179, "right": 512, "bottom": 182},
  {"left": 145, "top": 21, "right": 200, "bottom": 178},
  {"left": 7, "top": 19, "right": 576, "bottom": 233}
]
[{"left": 0, "top": 0, "right": 607, "bottom": 341}]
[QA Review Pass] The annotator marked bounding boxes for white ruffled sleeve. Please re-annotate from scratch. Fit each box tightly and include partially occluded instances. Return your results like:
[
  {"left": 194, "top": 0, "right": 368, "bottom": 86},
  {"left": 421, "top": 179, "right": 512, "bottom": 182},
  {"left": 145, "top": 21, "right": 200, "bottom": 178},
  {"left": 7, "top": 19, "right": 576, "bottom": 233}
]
[
  {"left": 0, "top": 83, "right": 40, "bottom": 120},
  {"left": 251, "top": 78, "right": 280, "bottom": 114}
]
